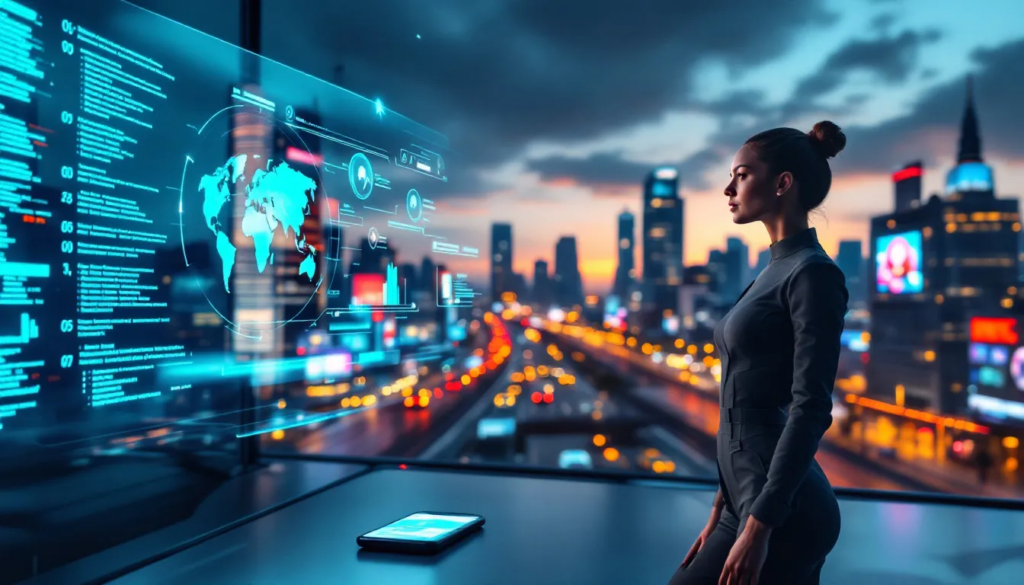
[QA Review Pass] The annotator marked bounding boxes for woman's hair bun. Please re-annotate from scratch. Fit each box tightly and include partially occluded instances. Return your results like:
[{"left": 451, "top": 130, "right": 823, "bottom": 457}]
[{"left": 808, "top": 120, "right": 846, "bottom": 159}]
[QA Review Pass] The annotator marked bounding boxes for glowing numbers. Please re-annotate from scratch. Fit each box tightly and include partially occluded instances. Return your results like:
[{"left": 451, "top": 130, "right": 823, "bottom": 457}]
[
  {"left": 348, "top": 152, "right": 373, "bottom": 200},
  {"left": 61, "top": 166, "right": 74, "bottom": 179},
  {"left": 61, "top": 19, "right": 75, "bottom": 34},
  {"left": 406, "top": 189, "right": 422, "bottom": 222},
  {"left": 60, "top": 221, "right": 74, "bottom": 234},
  {"left": 60, "top": 355, "right": 74, "bottom": 368},
  {"left": 62, "top": 41, "right": 74, "bottom": 55},
  {"left": 368, "top": 227, "right": 380, "bottom": 250},
  {"left": 61, "top": 241, "right": 73, "bottom": 253},
  {"left": 61, "top": 191, "right": 74, "bottom": 204},
  {"left": 60, "top": 319, "right": 74, "bottom": 333},
  {"left": 285, "top": 105, "right": 294, "bottom": 121},
  {"left": 62, "top": 263, "right": 71, "bottom": 276},
  {"left": 61, "top": 111, "right": 74, "bottom": 124}
]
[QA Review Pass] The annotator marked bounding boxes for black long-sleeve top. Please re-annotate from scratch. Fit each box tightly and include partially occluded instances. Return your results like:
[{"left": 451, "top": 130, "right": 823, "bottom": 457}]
[{"left": 713, "top": 227, "right": 848, "bottom": 527}]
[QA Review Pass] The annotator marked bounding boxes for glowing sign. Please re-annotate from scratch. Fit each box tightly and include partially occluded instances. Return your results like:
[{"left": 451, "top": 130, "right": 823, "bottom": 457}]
[
  {"left": 875, "top": 230, "right": 923, "bottom": 295},
  {"left": 945, "top": 162, "right": 993, "bottom": 194},
  {"left": 892, "top": 165, "right": 922, "bottom": 182},
  {"left": 352, "top": 273, "right": 385, "bottom": 306},
  {"left": 651, "top": 181, "right": 675, "bottom": 197},
  {"left": 305, "top": 352, "right": 352, "bottom": 381},
  {"left": 285, "top": 146, "right": 323, "bottom": 167},
  {"left": 970, "top": 317, "right": 1018, "bottom": 345},
  {"left": 654, "top": 167, "right": 678, "bottom": 180}
]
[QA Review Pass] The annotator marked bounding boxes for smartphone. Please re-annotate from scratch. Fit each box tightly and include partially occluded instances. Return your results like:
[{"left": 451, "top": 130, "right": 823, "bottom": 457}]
[{"left": 356, "top": 512, "right": 485, "bottom": 554}]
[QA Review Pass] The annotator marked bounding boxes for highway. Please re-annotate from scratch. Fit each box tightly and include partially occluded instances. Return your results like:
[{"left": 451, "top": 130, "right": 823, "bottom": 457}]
[
  {"left": 268, "top": 316, "right": 1024, "bottom": 497},
  {"left": 419, "top": 327, "right": 717, "bottom": 477}
]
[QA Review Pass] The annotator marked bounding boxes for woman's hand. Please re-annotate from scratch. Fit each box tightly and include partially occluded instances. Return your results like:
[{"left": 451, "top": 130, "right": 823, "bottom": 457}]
[
  {"left": 680, "top": 502, "right": 724, "bottom": 569},
  {"left": 718, "top": 515, "right": 771, "bottom": 585}
]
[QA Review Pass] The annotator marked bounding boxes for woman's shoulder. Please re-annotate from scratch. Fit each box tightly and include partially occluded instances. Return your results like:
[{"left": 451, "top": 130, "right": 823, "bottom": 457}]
[
  {"left": 778, "top": 245, "right": 842, "bottom": 279},
  {"left": 778, "top": 250, "right": 847, "bottom": 299}
]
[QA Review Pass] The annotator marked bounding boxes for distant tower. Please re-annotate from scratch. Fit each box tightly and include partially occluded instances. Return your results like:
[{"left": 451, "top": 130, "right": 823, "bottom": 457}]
[
  {"left": 642, "top": 167, "right": 684, "bottom": 329},
  {"left": 533, "top": 260, "right": 551, "bottom": 306},
  {"left": 893, "top": 161, "right": 923, "bottom": 212},
  {"left": 490, "top": 223, "right": 513, "bottom": 301},
  {"left": 554, "top": 237, "right": 583, "bottom": 307},
  {"left": 945, "top": 76, "right": 994, "bottom": 195},
  {"left": 613, "top": 209, "right": 636, "bottom": 299}
]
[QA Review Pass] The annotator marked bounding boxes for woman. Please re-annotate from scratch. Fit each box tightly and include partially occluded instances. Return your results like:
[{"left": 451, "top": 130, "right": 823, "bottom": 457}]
[{"left": 669, "top": 121, "right": 849, "bottom": 585}]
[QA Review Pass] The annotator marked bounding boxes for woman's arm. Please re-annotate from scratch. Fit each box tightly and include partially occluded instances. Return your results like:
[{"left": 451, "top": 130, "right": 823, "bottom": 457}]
[
  {"left": 749, "top": 260, "right": 848, "bottom": 527},
  {"left": 713, "top": 488, "right": 725, "bottom": 510}
]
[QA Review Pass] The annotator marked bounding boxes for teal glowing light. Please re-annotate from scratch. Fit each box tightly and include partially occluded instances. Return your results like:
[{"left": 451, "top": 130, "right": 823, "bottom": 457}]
[
  {"left": 375, "top": 98, "right": 385, "bottom": 119},
  {"left": 945, "top": 161, "right": 993, "bottom": 194}
]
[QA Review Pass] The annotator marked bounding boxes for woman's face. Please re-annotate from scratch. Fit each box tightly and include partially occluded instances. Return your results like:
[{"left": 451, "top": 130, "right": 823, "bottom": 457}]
[{"left": 724, "top": 144, "right": 788, "bottom": 224}]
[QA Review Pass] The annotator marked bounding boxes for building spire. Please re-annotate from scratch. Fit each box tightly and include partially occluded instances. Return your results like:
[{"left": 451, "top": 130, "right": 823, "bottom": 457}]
[{"left": 957, "top": 75, "right": 982, "bottom": 163}]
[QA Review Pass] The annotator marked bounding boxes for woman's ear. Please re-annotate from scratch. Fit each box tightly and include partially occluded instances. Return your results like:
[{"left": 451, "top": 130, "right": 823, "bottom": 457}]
[{"left": 776, "top": 172, "right": 794, "bottom": 197}]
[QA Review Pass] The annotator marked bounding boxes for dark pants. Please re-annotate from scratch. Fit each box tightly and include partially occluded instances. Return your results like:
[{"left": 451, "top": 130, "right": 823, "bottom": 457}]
[{"left": 666, "top": 504, "right": 835, "bottom": 585}]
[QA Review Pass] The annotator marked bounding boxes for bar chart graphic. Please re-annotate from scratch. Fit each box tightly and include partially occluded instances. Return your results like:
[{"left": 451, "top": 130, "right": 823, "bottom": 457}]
[{"left": 383, "top": 262, "right": 401, "bottom": 306}]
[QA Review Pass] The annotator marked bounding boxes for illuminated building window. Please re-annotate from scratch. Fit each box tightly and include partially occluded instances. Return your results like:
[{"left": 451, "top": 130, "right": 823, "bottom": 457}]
[
  {"left": 649, "top": 227, "right": 666, "bottom": 238},
  {"left": 886, "top": 219, "right": 896, "bottom": 229}
]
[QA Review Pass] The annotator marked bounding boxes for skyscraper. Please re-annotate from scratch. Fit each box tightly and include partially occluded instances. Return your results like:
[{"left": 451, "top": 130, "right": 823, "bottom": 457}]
[
  {"left": 642, "top": 167, "right": 684, "bottom": 329},
  {"left": 835, "top": 240, "right": 865, "bottom": 306},
  {"left": 868, "top": 76, "right": 1017, "bottom": 415},
  {"left": 724, "top": 237, "right": 749, "bottom": 302},
  {"left": 613, "top": 209, "right": 636, "bottom": 299},
  {"left": 419, "top": 256, "right": 436, "bottom": 295},
  {"left": 894, "top": 161, "right": 923, "bottom": 212},
  {"left": 490, "top": 223, "right": 513, "bottom": 301},
  {"left": 533, "top": 260, "right": 551, "bottom": 306},
  {"left": 554, "top": 237, "right": 583, "bottom": 307}
]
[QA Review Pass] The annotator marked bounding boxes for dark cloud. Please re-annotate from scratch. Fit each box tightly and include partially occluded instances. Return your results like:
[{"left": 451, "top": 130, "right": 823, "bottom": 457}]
[
  {"left": 838, "top": 39, "right": 1024, "bottom": 175},
  {"left": 870, "top": 13, "right": 898, "bottom": 32},
  {"left": 522, "top": 33, "right": 1024, "bottom": 200},
  {"left": 525, "top": 145, "right": 728, "bottom": 193},
  {"left": 786, "top": 29, "right": 942, "bottom": 115},
  {"left": 257, "top": 0, "right": 834, "bottom": 174},
  {"left": 528, "top": 153, "right": 653, "bottom": 187}
]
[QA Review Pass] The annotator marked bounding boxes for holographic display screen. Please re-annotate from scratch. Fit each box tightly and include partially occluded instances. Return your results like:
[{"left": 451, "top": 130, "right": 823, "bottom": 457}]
[
  {"left": 362, "top": 513, "right": 480, "bottom": 542},
  {"left": 874, "top": 230, "right": 924, "bottom": 295},
  {"left": 0, "top": 0, "right": 471, "bottom": 457}
]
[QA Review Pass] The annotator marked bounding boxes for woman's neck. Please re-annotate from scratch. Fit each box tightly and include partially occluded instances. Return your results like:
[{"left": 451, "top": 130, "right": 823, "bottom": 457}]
[{"left": 762, "top": 213, "right": 809, "bottom": 245}]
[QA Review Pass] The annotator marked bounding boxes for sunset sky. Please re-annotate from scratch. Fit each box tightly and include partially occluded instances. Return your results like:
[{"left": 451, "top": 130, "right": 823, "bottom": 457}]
[{"left": 136, "top": 0, "right": 1024, "bottom": 294}]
